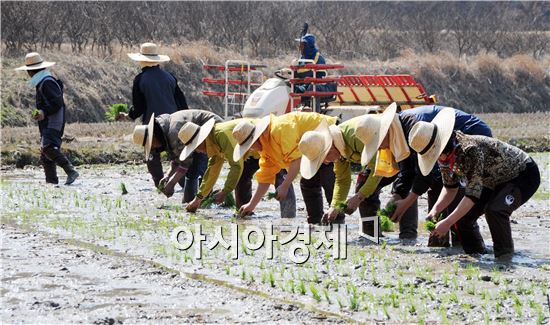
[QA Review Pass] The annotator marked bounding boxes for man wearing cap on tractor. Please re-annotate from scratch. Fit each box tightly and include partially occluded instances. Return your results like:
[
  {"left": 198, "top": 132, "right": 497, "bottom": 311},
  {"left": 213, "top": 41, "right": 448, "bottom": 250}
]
[
  {"left": 122, "top": 42, "right": 198, "bottom": 189},
  {"left": 408, "top": 109, "right": 540, "bottom": 258},
  {"left": 179, "top": 119, "right": 246, "bottom": 213},
  {"left": 132, "top": 109, "right": 222, "bottom": 202},
  {"left": 386, "top": 105, "right": 492, "bottom": 244},
  {"left": 233, "top": 112, "right": 337, "bottom": 222},
  {"left": 302, "top": 104, "right": 410, "bottom": 233},
  {"left": 15, "top": 52, "right": 79, "bottom": 185}
]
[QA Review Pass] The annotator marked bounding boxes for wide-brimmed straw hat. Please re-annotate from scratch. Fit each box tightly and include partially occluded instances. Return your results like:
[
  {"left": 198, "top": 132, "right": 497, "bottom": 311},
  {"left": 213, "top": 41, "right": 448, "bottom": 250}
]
[
  {"left": 127, "top": 43, "right": 170, "bottom": 63},
  {"left": 408, "top": 107, "right": 456, "bottom": 176},
  {"left": 15, "top": 52, "right": 55, "bottom": 71},
  {"left": 328, "top": 124, "right": 346, "bottom": 158},
  {"left": 178, "top": 118, "right": 217, "bottom": 161},
  {"left": 133, "top": 113, "right": 156, "bottom": 159},
  {"left": 299, "top": 119, "right": 332, "bottom": 179},
  {"left": 232, "top": 115, "right": 271, "bottom": 162},
  {"left": 355, "top": 103, "right": 397, "bottom": 165}
]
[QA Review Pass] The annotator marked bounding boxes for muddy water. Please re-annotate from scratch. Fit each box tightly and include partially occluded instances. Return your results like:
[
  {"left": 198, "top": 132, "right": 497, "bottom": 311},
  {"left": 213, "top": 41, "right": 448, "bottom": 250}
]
[{"left": 1, "top": 154, "right": 549, "bottom": 323}]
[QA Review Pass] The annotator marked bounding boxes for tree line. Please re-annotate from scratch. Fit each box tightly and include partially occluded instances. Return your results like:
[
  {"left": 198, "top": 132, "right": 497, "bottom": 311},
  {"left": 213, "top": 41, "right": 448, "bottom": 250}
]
[{"left": 2, "top": 1, "right": 549, "bottom": 60}]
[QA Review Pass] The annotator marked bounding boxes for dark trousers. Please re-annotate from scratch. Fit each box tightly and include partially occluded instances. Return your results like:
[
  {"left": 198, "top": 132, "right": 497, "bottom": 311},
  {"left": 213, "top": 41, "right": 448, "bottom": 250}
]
[
  {"left": 426, "top": 184, "right": 465, "bottom": 247},
  {"left": 235, "top": 157, "right": 296, "bottom": 218},
  {"left": 458, "top": 161, "right": 540, "bottom": 257},
  {"left": 300, "top": 163, "right": 336, "bottom": 224},
  {"left": 39, "top": 128, "right": 74, "bottom": 184},
  {"left": 357, "top": 174, "right": 407, "bottom": 237},
  {"left": 147, "top": 151, "right": 207, "bottom": 203}
]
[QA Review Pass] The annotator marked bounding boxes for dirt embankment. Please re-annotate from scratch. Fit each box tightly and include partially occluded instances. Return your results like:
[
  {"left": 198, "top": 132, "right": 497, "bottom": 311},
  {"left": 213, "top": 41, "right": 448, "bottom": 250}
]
[
  {"left": 1, "top": 44, "right": 549, "bottom": 127},
  {"left": 2, "top": 113, "right": 549, "bottom": 168}
]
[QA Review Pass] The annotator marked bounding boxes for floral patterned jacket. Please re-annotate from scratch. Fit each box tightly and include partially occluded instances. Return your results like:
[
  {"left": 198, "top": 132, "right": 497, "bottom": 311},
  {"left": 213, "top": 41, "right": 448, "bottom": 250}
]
[{"left": 440, "top": 132, "right": 531, "bottom": 200}]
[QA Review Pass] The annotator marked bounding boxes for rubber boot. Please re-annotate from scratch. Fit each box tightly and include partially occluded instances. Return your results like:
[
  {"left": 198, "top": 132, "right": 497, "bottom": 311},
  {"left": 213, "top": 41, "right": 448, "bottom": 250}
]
[
  {"left": 42, "top": 146, "right": 79, "bottom": 185},
  {"left": 40, "top": 150, "right": 59, "bottom": 184}
]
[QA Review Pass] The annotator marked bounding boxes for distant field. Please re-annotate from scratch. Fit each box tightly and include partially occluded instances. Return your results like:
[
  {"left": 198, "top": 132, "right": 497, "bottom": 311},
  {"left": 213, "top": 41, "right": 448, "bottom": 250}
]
[{"left": 1, "top": 112, "right": 548, "bottom": 168}]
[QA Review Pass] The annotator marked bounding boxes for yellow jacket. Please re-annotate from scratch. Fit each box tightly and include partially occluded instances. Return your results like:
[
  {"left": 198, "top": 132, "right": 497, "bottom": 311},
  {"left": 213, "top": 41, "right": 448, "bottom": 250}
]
[
  {"left": 331, "top": 116, "right": 383, "bottom": 208},
  {"left": 198, "top": 120, "right": 243, "bottom": 197},
  {"left": 256, "top": 112, "right": 337, "bottom": 184}
]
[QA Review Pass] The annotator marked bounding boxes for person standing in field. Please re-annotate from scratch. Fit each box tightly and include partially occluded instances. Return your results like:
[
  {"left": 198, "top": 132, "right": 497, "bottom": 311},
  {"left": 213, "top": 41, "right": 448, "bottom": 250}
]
[
  {"left": 409, "top": 109, "right": 540, "bottom": 258},
  {"left": 15, "top": 52, "right": 79, "bottom": 185},
  {"left": 120, "top": 42, "right": 202, "bottom": 190}
]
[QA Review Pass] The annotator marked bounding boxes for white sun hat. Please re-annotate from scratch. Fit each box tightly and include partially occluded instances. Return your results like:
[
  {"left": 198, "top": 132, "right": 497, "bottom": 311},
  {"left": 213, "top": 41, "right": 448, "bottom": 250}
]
[
  {"left": 132, "top": 113, "right": 156, "bottom": 159},
  {"left": 178, "top": 118, "right": 217, "bottom": 161},
  {"left": 299, "top": 119, "right": 333, "bottom": 179},
  {"left": 232, "top": 115, "right": 271, "bottom": 162},
  {"left": 408, "top": 107, "right": 456, "bottom": 176},
  {"left": 128, "top": 42, "right": 170, "bottom": 63},
  {"left": 355, "top": 103, "right": 397, "bottom": 165},
  {"left": 15, "top": 52, "right": 55, "bottom": 71}
]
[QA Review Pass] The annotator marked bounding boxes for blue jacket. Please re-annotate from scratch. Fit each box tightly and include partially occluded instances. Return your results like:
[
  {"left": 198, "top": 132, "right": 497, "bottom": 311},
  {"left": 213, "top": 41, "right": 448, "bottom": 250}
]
[
  {"left": 297, "top": 34, "right": 326, "bottom": 78},
  {"left": 36, "top": 76, "right": 65, "bottom": 134},
  {"left": 129, "top": 66, "right": 188, "bottom": 124},
  {"left": 392, "top": 105, "right": 492, "bottom": 197}
]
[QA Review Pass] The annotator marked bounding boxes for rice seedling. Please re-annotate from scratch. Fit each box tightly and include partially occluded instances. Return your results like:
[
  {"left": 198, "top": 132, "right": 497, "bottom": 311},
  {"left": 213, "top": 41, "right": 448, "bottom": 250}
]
[
  {"left": 337, "top": 296, "right": 344, "bottom": 309},
  {"left": 32, "top": 109, "right": 40, "bottom": 118},
  {"left": 266, "top": 192, "right": 277, "bottom": 200},
  {"left": 322, "top": 288, "right": 331, "bottom": 304},
  {"left": 298, "top": 279, "right": 306, "bottom": 295},
  {"left": 513, "top": 294, "right": 523, "bottom": 317},
  {"left": 425, "top": 220, "right": 436, "bottom": 231},
  {"left": 268, "top": 270, "right": 275, "bottom": 287},
  {"left": 120, "top": 182, "right": 128, "bottom": 195},
  {"left": 349, "top": 293, "right": 359, "bottom": 311},
  {"left": 309, "top": 283, "right": 321, "bottom": 302}
]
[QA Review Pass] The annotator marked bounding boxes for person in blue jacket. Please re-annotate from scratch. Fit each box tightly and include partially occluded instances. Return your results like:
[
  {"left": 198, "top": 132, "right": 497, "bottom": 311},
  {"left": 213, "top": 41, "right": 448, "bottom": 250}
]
[
  {"left": 389, "top": 105, "right": 493, "bottom": 245},
  {"left": 295, "top": 34, "right": 326, "bottom": 79},
  {"left": 15, "top": 52, "right": 79, "bottom": 185}
]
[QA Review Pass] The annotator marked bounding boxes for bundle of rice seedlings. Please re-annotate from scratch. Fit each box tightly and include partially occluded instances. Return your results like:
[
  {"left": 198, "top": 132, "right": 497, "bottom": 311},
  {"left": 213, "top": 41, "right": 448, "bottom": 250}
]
[
  {"left": 105, "top": 103, "right": 128, "bottom": 121},
  {"left": 376, "top": 202, "right": 397, "bottom": 232},
  {"left": 32, "top": 109, "right": 40, "bottom": 118}
]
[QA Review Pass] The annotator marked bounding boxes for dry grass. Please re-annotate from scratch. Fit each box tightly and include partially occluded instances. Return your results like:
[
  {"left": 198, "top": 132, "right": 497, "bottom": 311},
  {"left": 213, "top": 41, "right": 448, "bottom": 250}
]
[{"left": 1, "top": 42, "right": 549, "bottom": 128}]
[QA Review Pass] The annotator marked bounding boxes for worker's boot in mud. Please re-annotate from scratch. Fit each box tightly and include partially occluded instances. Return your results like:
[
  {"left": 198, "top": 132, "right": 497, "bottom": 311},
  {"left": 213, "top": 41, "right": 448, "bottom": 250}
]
[
  {"left": 44, "top": 164, "right": 59, "bottom": 184},
  {"left": 43, "top": 146, "right": 79, "bottom": 185},
  {"left": 279, "top": 184, "right": 296, "bottom": 218},
  {"left": 40, "top": 152, "right": 59, "bottom": 184}
]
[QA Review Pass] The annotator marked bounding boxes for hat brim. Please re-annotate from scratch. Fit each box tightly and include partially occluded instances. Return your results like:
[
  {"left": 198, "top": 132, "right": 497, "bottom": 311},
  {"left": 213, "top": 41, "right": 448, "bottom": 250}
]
[
  {"left": 416, "top": 107, "right": 456, "bottom": 176},
  {"left": 15, "top": 61, "right": 55, "bottom": 71},
  {"left": 360, "top": 102, "right": 397, "bottom": 165},
  {"left": 329, "top": 124, "right": 346, "bottom": 158},
  {"left": 233, "top": 115, "right": 271, "bottom": 162},
  {"left": 300, "top": 119, "right": 332, "bottom": 180},
  {"left": 179, "top": 118, "right": 216, "bottom": 161},
  {"left": 144, "top": 113, "right": 156, "bottom": 159},
  {"left": 127, "top": 53, "right": 170, "bottom": 63}
]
